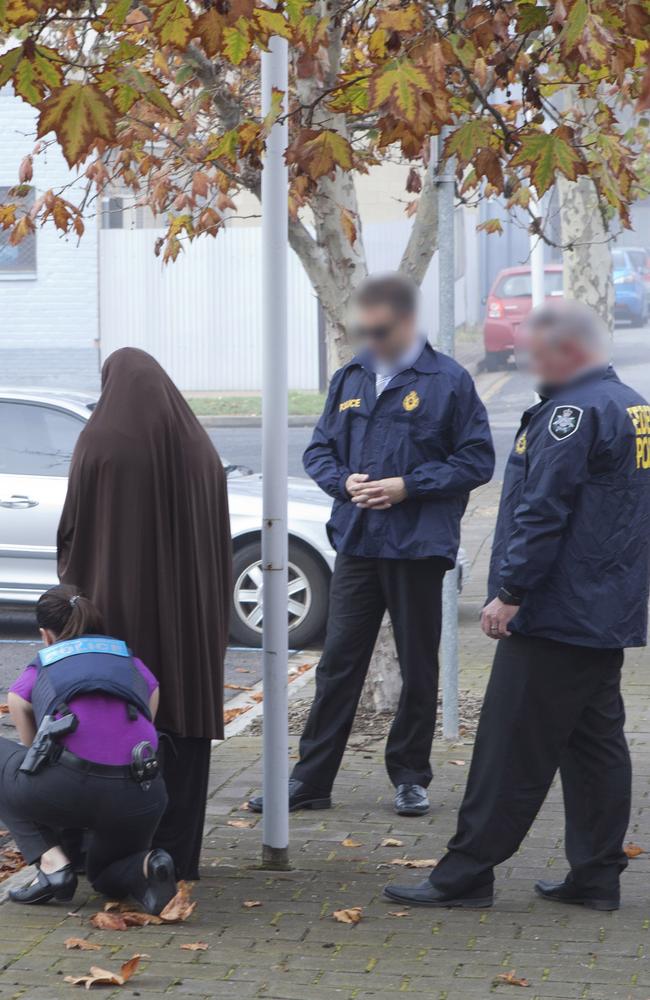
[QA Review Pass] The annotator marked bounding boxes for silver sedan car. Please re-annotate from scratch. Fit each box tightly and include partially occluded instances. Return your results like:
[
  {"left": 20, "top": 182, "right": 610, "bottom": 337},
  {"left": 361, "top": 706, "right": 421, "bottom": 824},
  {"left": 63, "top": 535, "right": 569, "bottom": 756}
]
[{"left": 0, "top": 389, "right": 335, "bottom": 648}]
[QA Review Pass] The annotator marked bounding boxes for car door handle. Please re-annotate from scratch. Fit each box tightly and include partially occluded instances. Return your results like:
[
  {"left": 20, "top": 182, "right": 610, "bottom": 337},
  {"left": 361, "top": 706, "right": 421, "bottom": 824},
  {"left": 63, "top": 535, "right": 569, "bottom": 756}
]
[{"left": 0, "top": 495, "right": 40, "bottom": 509}]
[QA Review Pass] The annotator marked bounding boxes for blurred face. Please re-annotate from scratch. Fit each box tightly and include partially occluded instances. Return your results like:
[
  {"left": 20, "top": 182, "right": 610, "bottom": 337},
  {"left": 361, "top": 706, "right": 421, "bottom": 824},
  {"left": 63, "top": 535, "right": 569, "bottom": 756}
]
[
  {"left": 351, "top": 302, "right": 417, "bottom": 362},
  {"left": 520, "top": 324, "right": 595, "bottom": 388}
]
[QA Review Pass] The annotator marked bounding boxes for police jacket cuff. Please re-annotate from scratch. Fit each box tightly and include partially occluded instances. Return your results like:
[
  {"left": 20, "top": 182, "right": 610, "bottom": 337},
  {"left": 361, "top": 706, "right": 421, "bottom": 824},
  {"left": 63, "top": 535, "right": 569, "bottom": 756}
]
[
  {"left": 339, "top": 471, "right": 352, "bottom": 499},
  {"left": 497, "top": 585, "right": 524, "bottom": 605},
  {"left": 402, "top": 474, "right": 418, "bottom": 499}
]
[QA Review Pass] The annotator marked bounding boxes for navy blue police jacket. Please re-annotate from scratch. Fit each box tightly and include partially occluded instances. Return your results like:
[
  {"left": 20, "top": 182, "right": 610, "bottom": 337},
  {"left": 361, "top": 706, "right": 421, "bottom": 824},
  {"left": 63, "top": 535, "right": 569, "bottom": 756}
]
[
  {"left": 488, "top": 366, "right": 650, "bottom": 649},
  {"left": 303, "top": 341, "right": 495, "bottom": 564}
]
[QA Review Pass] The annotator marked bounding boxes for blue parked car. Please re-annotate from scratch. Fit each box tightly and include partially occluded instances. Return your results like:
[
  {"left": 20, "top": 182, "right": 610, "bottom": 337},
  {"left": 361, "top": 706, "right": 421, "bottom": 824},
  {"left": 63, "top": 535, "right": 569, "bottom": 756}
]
[{"left": 613, "top": 248, "right": 648, "bottom": 325}]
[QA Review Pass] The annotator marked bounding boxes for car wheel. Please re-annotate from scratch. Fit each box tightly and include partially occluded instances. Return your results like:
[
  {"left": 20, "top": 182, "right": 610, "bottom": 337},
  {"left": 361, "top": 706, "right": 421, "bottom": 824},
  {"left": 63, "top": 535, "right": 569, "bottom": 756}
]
[
  {"left": 484, "top": 350, "right": 506, "bottom": 372},
  {"left": 230, "top": 539, "right": 330, "bottom": 649}
]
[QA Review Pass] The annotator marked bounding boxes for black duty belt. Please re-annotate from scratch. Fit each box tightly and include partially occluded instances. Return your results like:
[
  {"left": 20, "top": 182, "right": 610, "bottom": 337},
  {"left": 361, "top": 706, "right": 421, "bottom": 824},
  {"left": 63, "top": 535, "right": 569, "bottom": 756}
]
[{"left": 58, "top": 748, "right": 136, "bottom": 779}]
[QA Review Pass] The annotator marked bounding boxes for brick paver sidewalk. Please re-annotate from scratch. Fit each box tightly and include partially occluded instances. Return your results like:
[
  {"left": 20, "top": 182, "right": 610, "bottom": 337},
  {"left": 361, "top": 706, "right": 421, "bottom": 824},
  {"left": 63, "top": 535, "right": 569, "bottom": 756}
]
[{"left": 1, "top": 483, "right": 649, "bottom": 1000}]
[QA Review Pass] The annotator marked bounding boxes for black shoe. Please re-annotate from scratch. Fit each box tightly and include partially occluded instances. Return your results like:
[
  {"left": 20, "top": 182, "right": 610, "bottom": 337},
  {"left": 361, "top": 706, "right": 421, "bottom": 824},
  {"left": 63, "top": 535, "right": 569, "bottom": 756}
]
[
  {"left": 248, "top": 778, "right": 332, "bottom": 814},
  {"left": 132, "top": 849, "right": 177, "bottom": 916},
  {"left": 384, "top": 878, "right": 493, "bottom": 909},
  {"left": 394, "top": 784, "right": 430, "bottom": 816},
  {"left": 534, "top": 879, "right": 619, "bottom": 912},
  {"left": 9, "top": 865, "right": 77, "bottom": 905}
]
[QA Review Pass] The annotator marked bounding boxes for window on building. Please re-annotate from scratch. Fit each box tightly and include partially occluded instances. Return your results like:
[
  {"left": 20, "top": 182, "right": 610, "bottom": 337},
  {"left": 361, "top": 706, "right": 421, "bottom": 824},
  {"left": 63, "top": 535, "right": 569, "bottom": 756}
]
[{"left": 0, "top": 186, "right": 36, "bottom": 277}]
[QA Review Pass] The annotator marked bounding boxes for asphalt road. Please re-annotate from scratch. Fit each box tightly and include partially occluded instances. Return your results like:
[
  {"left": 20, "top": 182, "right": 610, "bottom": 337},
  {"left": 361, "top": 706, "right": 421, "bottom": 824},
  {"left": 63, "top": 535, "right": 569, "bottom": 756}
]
[{"left": 1, "top": 323, "right": 647, "bottom": 701}]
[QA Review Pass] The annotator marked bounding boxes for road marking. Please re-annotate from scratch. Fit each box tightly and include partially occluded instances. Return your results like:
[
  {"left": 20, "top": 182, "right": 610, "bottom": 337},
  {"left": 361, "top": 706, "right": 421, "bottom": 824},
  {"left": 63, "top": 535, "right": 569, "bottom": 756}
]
[{"left": 479, "top": 370, "right": 513, "bottom": 404}]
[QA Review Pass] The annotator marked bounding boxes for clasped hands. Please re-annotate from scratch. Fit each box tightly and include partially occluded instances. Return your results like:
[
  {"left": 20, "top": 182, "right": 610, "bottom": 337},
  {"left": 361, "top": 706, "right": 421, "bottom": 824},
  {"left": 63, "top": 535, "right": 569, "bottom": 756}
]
[{"left": 346, "top": 473, "right": 407, "bottom": 510}]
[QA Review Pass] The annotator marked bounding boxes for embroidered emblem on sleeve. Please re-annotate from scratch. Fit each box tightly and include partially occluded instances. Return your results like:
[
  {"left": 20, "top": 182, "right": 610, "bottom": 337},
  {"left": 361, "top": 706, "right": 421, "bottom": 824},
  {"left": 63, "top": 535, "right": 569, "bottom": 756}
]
[{"left": 548, "top": 405, "right": 583, "bottom": 441}]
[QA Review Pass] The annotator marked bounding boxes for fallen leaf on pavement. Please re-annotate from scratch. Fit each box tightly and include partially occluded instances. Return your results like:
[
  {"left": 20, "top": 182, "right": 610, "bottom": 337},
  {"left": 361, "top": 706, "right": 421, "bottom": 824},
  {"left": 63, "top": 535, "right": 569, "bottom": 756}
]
[
  {"left": 381, "top": 838, "right": 403, "bottom": 848},
  {"left": 238, "top": 801, "right": 251, "bottom": 811},
  {"left": 0, "top": 847, "right": 26, "bottom": 879},
  {"left": 64, "top": 938, "right": 102, "bottom": 951},
  {"left": 250, "top": 692, "right": 264, "bottom": 703},
  {"left": 625, "top": 842, "right": 645, "bottom": 858},
  {"left": 388, "top": 910, "right": 410, "bottom": 917},
  {"left": 223, "top": 706, "right": 252, "bottom": 725},
  {"left": 390, "top": 858, "right": 438, "bottom": 869},
  {"left": 496, "top": 970, "right": 530, "bottom": 987},
  {"left": 228, "top": 819, "right": 255, "bottom": 829},
  {"left": 64, "top": 953, "right": 143, "bottom": 989},
  {"left": 333, "top": 906, "right": 363, "bottom": 924},
  {"left": 242, "top": 900, "right": 263, "bottom": 908},
  {"left": 341, "top": 838, "right": 363, "bottom": 848},
  {"left": 0, "top": 705, "right": 9, "bottom": 714},
  {"left": 160, "top": 882, "right": 197, "bottom": 923},
  {"left": 180, "top": 941, "right": 209, "bottom": 951},
  {"left": 89, "top": 912, "right": 129, "bottom": 931},
  {"left": 289, "top": 662, "right": 313, "bottom": 680},
  {"left": 224, "top": 683, "right": 253, "bottom": 691},
  {"left": 235, "top": 668, "right": 251, "bottom": 673},
  {"left": 448, "top": 759, "right": 466, "bottom": 766}
]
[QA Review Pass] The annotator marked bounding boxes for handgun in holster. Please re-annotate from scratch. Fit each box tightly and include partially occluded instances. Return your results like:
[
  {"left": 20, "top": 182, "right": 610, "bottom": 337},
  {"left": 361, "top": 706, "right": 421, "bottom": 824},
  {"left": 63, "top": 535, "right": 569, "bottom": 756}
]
[{"left": 19, "top": 713, "right": 79, "bottom": 775}]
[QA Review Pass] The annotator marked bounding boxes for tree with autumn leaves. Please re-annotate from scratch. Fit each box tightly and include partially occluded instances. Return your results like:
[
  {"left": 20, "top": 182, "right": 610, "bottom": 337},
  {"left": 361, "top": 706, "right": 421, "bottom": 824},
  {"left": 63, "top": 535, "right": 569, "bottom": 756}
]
[{"left": 1, "top": 0, "right": 649, "bottom": 359}]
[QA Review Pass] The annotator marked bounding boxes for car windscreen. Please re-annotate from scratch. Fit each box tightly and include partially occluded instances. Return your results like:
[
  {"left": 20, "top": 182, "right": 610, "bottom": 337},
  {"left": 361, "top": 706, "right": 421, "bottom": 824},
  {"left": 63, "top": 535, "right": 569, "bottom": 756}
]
[
  {"left": 612, "top": 250, "right": 628, "bottom": 271},
  {"left": 626, "top": 249, "right": 647, "bottom": 272},
  {"left": 494, "top": 271, "right": 563, "bottom": 298}
]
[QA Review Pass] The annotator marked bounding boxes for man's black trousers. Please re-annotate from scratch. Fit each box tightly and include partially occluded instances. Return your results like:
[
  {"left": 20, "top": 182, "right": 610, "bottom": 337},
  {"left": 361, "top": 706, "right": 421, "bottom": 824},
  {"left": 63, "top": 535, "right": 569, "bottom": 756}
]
[
  {"left": 430, "top": 633, "right": 631, "bottom": 897},
  {"left": 292, "top": 553, "right": 447, "bottom": 793}
]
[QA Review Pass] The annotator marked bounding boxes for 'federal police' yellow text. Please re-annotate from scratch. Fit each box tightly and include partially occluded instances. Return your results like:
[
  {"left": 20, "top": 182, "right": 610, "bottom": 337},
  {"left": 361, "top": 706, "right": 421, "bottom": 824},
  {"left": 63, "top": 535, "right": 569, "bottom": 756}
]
[{"left": 627, "top": 405, "right": 650, "bottom": 470}]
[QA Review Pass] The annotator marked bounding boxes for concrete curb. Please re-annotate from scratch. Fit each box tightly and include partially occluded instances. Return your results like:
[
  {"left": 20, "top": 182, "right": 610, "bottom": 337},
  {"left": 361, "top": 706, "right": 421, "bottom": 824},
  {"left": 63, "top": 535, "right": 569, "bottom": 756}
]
[{"left": 198, "top": 414, "right": 319, "bottom": 429}]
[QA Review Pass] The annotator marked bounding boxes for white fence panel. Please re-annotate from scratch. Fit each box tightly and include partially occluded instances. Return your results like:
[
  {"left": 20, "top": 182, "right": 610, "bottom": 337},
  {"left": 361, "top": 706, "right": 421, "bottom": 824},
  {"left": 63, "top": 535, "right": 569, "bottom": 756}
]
[{"left": 100, "top": 227, "right": 319, "bottom": 391}]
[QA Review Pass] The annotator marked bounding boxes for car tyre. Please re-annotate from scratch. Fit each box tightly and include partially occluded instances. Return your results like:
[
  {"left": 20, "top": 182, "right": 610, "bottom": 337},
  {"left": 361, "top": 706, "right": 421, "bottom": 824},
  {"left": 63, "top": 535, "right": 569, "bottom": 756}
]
[
  {"left": 230, "top": 539, "right": 330, "bottom": 649},
  {"left": 484, "top": 350, "right": 507, "bottom": 372}
]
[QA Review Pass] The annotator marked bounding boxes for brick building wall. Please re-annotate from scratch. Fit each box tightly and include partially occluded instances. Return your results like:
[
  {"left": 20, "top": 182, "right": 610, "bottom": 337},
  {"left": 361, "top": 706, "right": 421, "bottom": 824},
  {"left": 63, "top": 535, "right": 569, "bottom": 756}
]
[{"left": 0, "top": 89, "right": 100, "bottom": 390}]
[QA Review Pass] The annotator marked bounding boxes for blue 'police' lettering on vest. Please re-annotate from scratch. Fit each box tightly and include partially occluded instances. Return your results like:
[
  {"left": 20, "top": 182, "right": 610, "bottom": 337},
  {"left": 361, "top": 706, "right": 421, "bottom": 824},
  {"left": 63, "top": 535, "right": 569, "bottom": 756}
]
[{"left": 39, "top": 637, "right": 130, "bottom": 667}]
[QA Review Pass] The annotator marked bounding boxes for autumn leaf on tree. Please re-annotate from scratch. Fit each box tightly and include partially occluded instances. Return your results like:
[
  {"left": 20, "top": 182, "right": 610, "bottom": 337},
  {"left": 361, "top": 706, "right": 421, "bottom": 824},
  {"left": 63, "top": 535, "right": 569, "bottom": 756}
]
[
  {"left": 286, "top": 129, "right": 353, "bottom": 180},
  {"left": 511, "top": 129, "right": 586, "bottom": 196},
  {"left": 367, "top": 58, "right": 433, "bottom": 126},
  {"left": 149, "top": 0, "right": 193, "bottom": 48},
  {"left": 37, "top": 83, "right": 116, "bottom": 168}
]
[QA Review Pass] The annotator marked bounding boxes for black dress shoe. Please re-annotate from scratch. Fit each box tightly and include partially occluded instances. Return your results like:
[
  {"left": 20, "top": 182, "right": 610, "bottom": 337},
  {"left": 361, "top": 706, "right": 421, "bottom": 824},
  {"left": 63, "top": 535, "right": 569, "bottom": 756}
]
[
  {"left": 9, "top": 865, "right": 77, "bottom": 905},
  {"left": 535, "top": 879, "right": 619, "bottom": 911},
  {"left": 394, "top": 784, "right": 430, "bottom": 816},
  {"left": 132, "top": 849, "right": 177, "bottom": 916},
  {"left": 248, "top": 778, "right": 331, "bottom": 814},
  {"left": 384, "top": 878, "right": 493, "bottom": 909}
]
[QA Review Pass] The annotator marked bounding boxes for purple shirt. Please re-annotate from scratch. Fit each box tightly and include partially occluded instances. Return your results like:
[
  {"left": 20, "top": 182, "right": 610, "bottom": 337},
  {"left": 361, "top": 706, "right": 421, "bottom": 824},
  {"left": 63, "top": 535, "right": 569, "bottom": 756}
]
[{"left": 10, "top": 657, "right": 159, "bottom": 766}]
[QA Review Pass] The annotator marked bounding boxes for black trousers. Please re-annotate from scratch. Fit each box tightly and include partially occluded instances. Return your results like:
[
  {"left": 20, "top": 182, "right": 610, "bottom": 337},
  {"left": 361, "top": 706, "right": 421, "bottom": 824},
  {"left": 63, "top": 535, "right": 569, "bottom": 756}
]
[
  {"left": 292, "top": 553, "right": 446, "bottom": 792},
  {"left": 152, "top": 733, "right": 211, "bottom": 881},
  {"left": 0, "top": 737, "right": 167, "bottom": 898},
  {"left": 430, "top": 634, "right": 631, "bottom": 897}
]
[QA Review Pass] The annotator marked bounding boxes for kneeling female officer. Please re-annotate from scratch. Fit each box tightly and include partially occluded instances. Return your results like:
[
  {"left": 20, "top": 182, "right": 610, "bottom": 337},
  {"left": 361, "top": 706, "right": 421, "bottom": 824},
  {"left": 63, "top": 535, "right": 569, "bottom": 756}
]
[{"left": 0, "top": 585, "right": 176, "bottom": 913}]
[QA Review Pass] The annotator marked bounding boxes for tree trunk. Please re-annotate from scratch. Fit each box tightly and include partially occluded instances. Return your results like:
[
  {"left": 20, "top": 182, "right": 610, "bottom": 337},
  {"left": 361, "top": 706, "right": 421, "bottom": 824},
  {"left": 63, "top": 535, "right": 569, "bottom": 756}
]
[{"left": 558, "top": 175, "right": 614, "bottom": 329}]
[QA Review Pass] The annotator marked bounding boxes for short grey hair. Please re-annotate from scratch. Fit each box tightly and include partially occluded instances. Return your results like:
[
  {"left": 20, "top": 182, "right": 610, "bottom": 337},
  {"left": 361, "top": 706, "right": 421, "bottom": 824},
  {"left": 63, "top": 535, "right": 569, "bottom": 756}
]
[
  {"left": 353, "top": 271, "right": 419, "bottom": 318},
  {"left": 526, "top": 299, "right": 609, "bottom": 354}
]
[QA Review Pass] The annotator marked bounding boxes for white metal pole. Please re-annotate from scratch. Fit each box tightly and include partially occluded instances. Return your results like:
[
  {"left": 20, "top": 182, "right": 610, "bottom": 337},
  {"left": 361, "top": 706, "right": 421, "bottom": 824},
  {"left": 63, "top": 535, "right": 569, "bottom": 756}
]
[
  {"left": 261, "top": 34, "right": 289, "bottom": 869},
  {"left": 530, "top": 192, "right": 545, "bottom": 309},
  {"left": 437, "top": 128, "right": 460, "bottom": 741}
]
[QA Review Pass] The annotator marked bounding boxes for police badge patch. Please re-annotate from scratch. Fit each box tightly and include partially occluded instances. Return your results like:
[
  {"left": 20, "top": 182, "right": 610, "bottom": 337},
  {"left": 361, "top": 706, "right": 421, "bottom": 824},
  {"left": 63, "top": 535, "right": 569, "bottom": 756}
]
[{"left": 548, "top": 404, "right": 583, "bottom": 441}]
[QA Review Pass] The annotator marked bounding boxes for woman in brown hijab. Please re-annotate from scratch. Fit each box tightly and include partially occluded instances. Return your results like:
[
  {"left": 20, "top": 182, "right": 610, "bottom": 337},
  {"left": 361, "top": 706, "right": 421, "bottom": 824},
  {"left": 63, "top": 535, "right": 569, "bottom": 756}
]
[{"left": 58, "top": 348, "right": 232, "bottom": 880}]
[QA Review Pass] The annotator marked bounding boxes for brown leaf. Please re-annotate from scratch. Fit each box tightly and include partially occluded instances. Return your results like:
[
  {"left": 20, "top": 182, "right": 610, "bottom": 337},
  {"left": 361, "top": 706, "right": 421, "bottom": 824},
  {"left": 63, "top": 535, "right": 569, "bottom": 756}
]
[
  {"left": 64, "top": 953, "right": 142, "bottom": 989},
  {"left": 228, "top": 818, "right": 255, "bottom": 829},
  {"left": 0, "top": 704, "right": 10, "bottom": 714},
  {"left": 390, "top": 858, "right": 438, "bottom": 869},
  {"left": 18, "top": 155, "right": 33, "bottom": 183},
  {"left": 388, "top": 910, "right": 410, "bottom": 917},
  {"left": 496, "top": 970, "right": 530, "bottom": 988},
  {"left": 249, "top": 692, "right": 264, "bottom": 704},
  {"left": 224, "top": 705, "right": 252, "bottom": 725},
  {"left": 89, "top": 911, "right": 129, "bottom": 931},
  {"left": 340, "top": 207, "right": 357, "bottom": 246},
  {"left": 341, "top": 838, "right": 364, "bottom": 848},
  {"left": 406, "top": 167, "right": 422, "bottom": 194},
  {"left": 242, "top": 900, "right": 262, "bottom": 908},
  {"left": 381, "top": 838, "right": 404, "bottom": 848},
  {"left": 159, "top": 881, "right": 197, "bottom": 923},
  {"left": 238, "top": 801, "right": 251, "bottom": 811},
  {"left": 64, "top": 938, "right": 102, "bottom": 951},
  {"left": 180, "top": 941, "right": 209, "bottom": 951},
  {"left": 625, "top": 842, "right": 646, "bottom": 858},
  {"left": 332, "top": 906, "right": 363, "bottom": 924},
  {"left": 448, "top": 759, "right": 466, "bottom": 766},
  {"left": 224, "top": 683, "right": 253, "bottom": 691}
]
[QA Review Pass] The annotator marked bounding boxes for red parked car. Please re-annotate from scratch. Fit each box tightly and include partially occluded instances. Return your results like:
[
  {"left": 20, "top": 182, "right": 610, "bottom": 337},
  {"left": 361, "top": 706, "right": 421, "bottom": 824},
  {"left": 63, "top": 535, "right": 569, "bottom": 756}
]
[{"left": 483, "top": 265, "right": 564, "bottom": 371}]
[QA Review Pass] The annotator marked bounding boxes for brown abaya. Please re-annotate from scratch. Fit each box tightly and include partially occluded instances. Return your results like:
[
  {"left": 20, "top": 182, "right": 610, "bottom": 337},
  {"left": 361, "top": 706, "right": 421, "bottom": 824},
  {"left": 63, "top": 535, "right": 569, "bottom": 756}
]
[{"left": 58, "top": 348, "right": 232, "bottom": 878}]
